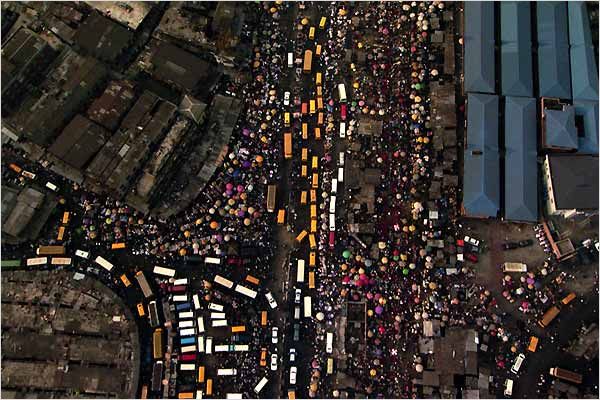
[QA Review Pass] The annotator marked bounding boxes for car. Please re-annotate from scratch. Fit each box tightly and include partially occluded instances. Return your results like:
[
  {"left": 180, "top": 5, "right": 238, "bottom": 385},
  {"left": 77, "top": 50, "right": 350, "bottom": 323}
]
[
  {"left": 293, "top": 324, "right": 300, "bottom": 341},
  {"left": 464, "top": 236, "right": 480, "bottom": 247},
  {"left": 289, "top": 366, "right": 297, "bottom": 385},
  {"left": 518, "top": 239, "right": 534, "bottom": 247},
  {"left": 511, "top": 353, "right": 525, "bottom": 374},
  {"left": 294, "top": 288, "right": 302, "bottom": 304},
  {"left": 270, "top": 353, "right": 278, "bottom": 371},
  {"left": 503, "top": 242, "right": 519, "bottom": 250},
  {"left": 265, "top": 292, "right": 278, "bottom": 309},
  {"left": 289, "top": 348, "right": 296, "bottom": 363},
  {"left": 284, "top": 91, "right": 290, "bottom": 106},
  {"left": 466, "top": 253, "right": 478, "bottom": 263},
  {"left": 260, "top": 348, "right": 267, "bottom": 367},
  {"left": 272, "top": 327, "right": 279, "bottom": 344},
  {"left": 294, "top": 306, "right": 301, "bottom": 320}
]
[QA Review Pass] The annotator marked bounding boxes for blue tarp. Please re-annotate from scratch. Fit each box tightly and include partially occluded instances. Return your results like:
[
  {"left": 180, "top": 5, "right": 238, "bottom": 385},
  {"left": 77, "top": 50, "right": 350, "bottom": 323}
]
[
  {"left": 537, "top": 2, "right": 569, "bottom": 46},
  {"left": 505, "top": 97, "right": 538, "bottom": 222},
  {"left": 500, "top": 3, "right": 533, "bottom": 97},
  {"left": 568, "top": 2, "right": 593, "bottom": 46},
  {"left": 463, "top": 93, "right": 500, "bottom": 218},
  {"left": 570, "top": 44, "right": 599, "bottom": 101},
  {"left": 545, "top": 107, "right": 578, "bottom": 150},
  {"left": 574, "top": 100, "right": 599, "bottom": 154},
  {"left": 464, "top": 2, "right": 495, "bottom": 93}
]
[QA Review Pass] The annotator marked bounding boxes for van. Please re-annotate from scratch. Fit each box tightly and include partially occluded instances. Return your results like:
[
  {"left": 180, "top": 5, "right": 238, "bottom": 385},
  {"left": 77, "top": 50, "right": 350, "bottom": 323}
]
[
  {"left": 329, "top": 214, "right": 336, "bottom": 231},
  {"left": 504, "top": 379, "right": 514, "bottom": 397},
  {"left": 317, "top": 97, "right": 323, "bottom": 110},
  {"left": 308, "top": 271, "right": 315, "bottom": 289},
  {"left": 312, "top": 173, "right": 319, "bottom": 189},
  {"left": 76, "top": 249, "right": 90, "bottom": 259},
  {"left": 232, "top": 326, "right": 246, "bottom": 333},
  {"left": 310, "top": 189, "right": 317, "bottom": 204},
  {"left": 137, "top": 303, "right": 146, "bottom": 317},
  {"left": 288, "top": 52, "right": 294, "bottom": 68},
  {"left": 294, "top": 306, "right": 301, "bottom": 320},
  {"left": 312, "top": 156, "right": 318, "bottom": 170},
  {"left": 329, "top": 195, "right": 336, "bottom": 214},
  {"left": 338, "top": 167, "right": 344, "bottom": 182},
  {"left": 511, "top": 353, "right": 525, "bottom": 374},
  {"left": 561, "top": 292, "right": 576, "bottom": 305},
  {"left": 261, "top": 311, "right": 267, "bottom": 327},
  {"left": 120, "top": 274, "right": 132, "bottom": 287},
  {"left": 339, "top": 152, "right": 345, "bottom": 166},
  {"left": 315, "top": 44, "right": 322, "bottom": 56},
  {"left": 309, "top": 99, "right": 316, "bottom": 114},
  {"left": 277, "top": 209, "right": 286, "bottom": 224},
  {"left": 502, "top": 262, "right": 527, "bottom": 272},
  {"left": 527, "top": 336, "right": 539, "bottom": 352},
  {"left": 300, "top": 191, "right": 307, "bottom": 205},
  {"left": 339, "top": 122, "right": 346, "bottom": 138},
  {"left": 309, "top": 26, "right": 315, "bottom": 40},
  {"left": 314, "top": 127, "right": 321, "bottom": 140},
  {"left": 296, "top": 230, "right": 308, "bottom": 243},
  {"left": 112, "top": 242, "right": 126, "bottom": 250},
  {"left": 206, "top": 379, "right": 213, "bottom": 396},
  {"left": 331, "top": 178, "right": 338, "bottom": 194},
  {"left": 45, "top": 182, "right": 58, "bottom": 191},
  {"left": 302, "top": 123, "right": 308, "bottom": 139},
  {"left": 319, "top": 16, "right": 327, "bottom": 29},
  {"left": 301, "top": 148, "right": 308, "bottom": 162},
  {"left": 309, "top": 234, "right": 317, "bottom": 250},
  {"left": 326, "top": 332, "right": 334, "bottom": 353},
  {"left": 284, "top": 112, "right": 291, "bottom": 126},
  {"left": 318, "top": 112, "right": 324, "bottom": 125},
  {"left": 301, "top": 165, "right": 308, "bottom": 177},
  {"left": 8, "top": 163, "right": 22, "bottom": 174},
  {"left": 316, "top": 72, "right": 322, "bottom": 86},
  {"left": 309, "top": 252, "right": 316, "bottom": 267}
]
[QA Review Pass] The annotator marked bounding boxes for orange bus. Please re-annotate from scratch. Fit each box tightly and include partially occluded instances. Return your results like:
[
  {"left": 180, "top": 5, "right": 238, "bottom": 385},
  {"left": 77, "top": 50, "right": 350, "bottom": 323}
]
[
  {"left": 310, "top": 188, "right": 316, "bottom": 203},
  {"left": 231, "top": 325, "right": 246, "bottom": 333},
  {"left": 178, "top": 393, "right": 193, "bottom": 399},
  {"left": 312, "top": 173, "right": 319, "bottom": 189},
  {"left": 315, "top": 127, "right": 321, "bottom": 140},
  {"left": 309, "top": 251, "right": 316, "bottom": 266},
  {"left": 303, "top": 50, "right": 313, "bottom": 73},
  {"left": 284, "top": 133, "right": 292, "bottom": 159},
  {"left": 206, "top": 379, "right": 213, "bottom": 396},
  {"left": 561, "top": 292, "right": 576, "bottom": 305},
  {"left": 301, "top": 165, "right": 308, "bottom": 177},
  {"left": 112, "top": 242, "right": 126, "bottom": 250},
  {"left": 302, "top": 148, "right": 308, "bottom": 162},
  {"left": 57, "top": 226, "right": 65, "bottom": 241},
  {"left": 316, "top": 44, "right": 322, "bottom": 56},
  {"left": 302, "top": 123, "right": 308, "bottom": 139},
  {"left": 316, "top": 72, "right": 322, "bottom": 85},
  {"left": 317, "top": 96, "right": 323, "bottom": 110},
  {"left": 527, "top": 336, "right": 539, "bottom": 352},
  {"left": 62, "top": 211, "right": 70, "bottom": 225},
  {"left": 538, "top": 306, "right": 560, "bottom": 328},
  {"left": 310, "top": 219, "right": 317, "bottom": 233},
  {"left": 261, "top": 311, "right": 267, "bottom": 326},
  {"left": 301, "top": 102, "right": 308, "bottom": 115},
  {"left": 300, "top": 191, "right": 308, "bottom": 204},
  {"left": 246, "top": 275, "right": 260, "bottom": 285},
  {"left": 296, "top": 230, "right": 308, "bottom": 243},
  {"left": 277, "top": 209, "right": 286, "bottom": 224},
  {"left": 309, "top": 271, "right": 315, "bottom": 289},
  {"left": 318, "top": 112, "right": 324, "bottom": 125},
  {"left": 8, "top": 163, "right": 22, "bottom": 174},
  {"left": 198, "top": 366, "right": 205, "bottom": 383}
]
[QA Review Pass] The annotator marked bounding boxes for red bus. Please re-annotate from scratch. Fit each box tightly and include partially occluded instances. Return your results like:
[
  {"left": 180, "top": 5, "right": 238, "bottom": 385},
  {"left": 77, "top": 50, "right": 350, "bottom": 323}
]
[
  {"left": 329, "top": 232, "right": 335, "bottom": 248},
  {"left": 341, "top": 104, "right": 347, "bottom": 121},
  {"left": 169, "top": 285, "right": 187, "bottom": 293},
  {"left": 181, "top": 354, "right": 196, "bottom": 362}
]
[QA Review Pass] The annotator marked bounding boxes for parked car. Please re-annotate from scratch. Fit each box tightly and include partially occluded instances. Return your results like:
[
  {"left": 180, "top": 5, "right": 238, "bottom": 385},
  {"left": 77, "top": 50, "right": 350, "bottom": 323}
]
[
  {"left": 294, "top": 288, "right": 302, "bottom": 304},
  {"left": 466, "top": 253, "right": 478, "bottom": 263},
  {"left": 289, "top": 348, "right": 296, "bottom": 363},
  {"left": 284, "top": 91, "right": 290, "bottom": 106},
  {"left": 265, "top": 292, "right": 278, "bottom": 309},
  {"left": 503, "top": 242, "right": 519, "bottom": 250},
  {"left": 518, "top": 239, "right": 534, "bottom": 247},
  {"left": 270, "top": 353, "right": 278, "bottom": 371},
  {"left": 272, "top": 327, "right": 279, "bottom": 344},
  {"left": 464, "top": 236, "right": 480, "bottom": 247}
]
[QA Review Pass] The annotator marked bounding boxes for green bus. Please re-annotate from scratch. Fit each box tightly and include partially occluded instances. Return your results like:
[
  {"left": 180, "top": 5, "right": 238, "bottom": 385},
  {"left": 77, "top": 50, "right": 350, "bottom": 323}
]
[{"left": 1, "top": 260, "right": 21, "bottom": 268}]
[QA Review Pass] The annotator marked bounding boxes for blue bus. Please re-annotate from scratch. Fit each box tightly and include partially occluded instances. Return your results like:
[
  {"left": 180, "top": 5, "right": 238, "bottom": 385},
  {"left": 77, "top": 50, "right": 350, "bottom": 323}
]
[
  {"left": 176, "top": 302, "right": 191, "bottom": 312},
  {"left": 180, "top": 336, "right": 195, "bottom": 345}
]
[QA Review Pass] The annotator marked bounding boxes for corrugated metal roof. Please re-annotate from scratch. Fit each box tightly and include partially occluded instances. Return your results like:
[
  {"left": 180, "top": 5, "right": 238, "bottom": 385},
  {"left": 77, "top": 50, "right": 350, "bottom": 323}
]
[
  {"left": 505, "top": 97, "right": 538, "bottom": 222},
  {"left": 574, "top": 100, "right": 599, "bottom": 154},
  {"left": 500, "top": 3, "right": 533, "bottom": 97},
  {"left": 464, "top": 2, "right": 495, "bottom": 93},
  {"left": 570, "top": 44, "right": 599, "bottom": 101},
  {"left": 463, "top": 94, "right": 500, "bottom": 218},
  {"left": 501, "top": 2, "right": 531, "bottom": 45},
  {"left": 545, "top": 108, "right": 578, "bottom": 150},
  {"left": 537, "top": 46, "right": 572, "bottom": 99},
  {"left": 568, "top": 1, "right": 593, "bottom": 46},
  {"left": 537, "top": 2, "right": 569, "bottom": 45}
]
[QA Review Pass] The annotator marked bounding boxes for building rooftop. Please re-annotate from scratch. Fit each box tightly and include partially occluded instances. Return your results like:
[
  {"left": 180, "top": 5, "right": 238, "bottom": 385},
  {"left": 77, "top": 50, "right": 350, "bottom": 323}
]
[
  {"left": 154, "top": 2, "right": 211, "bottom": 48},
  {"left": 73, "top": 11, "right": 133, "bottom": 63},
  {"left": 85, "top": 1, "right": 152, "bottom": 30},
  {"left": 1, "top": 185, "right": 52, "bottom": 242},
  {"left": 87, "top": 80, "right": 137, "bottom": 131},
  {"left": 548, "top": 154, "right": 599, "bottom": 210}
]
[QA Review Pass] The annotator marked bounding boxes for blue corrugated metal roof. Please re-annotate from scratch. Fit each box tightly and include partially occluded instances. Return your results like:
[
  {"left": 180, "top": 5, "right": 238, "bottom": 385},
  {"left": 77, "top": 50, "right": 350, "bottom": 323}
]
[
  {"left": 464, "top": 2, "right": 495, "bottom": 93},
  {"left": 537, "top": 2, "right": 569, "bottom": 46},
  {"left": 570, "top": 44, "right": 599, "bottom": 101},
  {"left": 463, "top": 93, "right": 500, "bottom": 218},
  {"left": 501, "top": 2, "right": 531, "bottom": 45},
  {"left": 568, "top": 1, "right": 593, "bottom": 46},
  {"left": 501, "top": 44, "right": 533, "bottom": 97},
  {"left": 545, "top": 107, "right": 578, "bottom": 150},
  {"left": 537, "top": 45, "right": 572, "bottom": 99},
  {"left": 574, "top": 100, "right": 599, "bottom": 154},
  {"left": 505, "top": 97, "right": 538, "bottom": 222}
]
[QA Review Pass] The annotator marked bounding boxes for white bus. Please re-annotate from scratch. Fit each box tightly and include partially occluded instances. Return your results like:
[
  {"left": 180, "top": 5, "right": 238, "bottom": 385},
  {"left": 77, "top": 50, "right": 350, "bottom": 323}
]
[
  {"left": 51, "top": 257, "right": 72, "bottom": 265},
  {"left": 205, "top": 336, "right": 213, "bottom": 354},
  {"left": 153, "top": 266, "right": 176, "bottom": 277},
  {"left": 197, "top": 336, "right": 205, "bottom": 353},
  {"left": 181, "top": 345, "right": 197, "bottom": 353},
  {"left": 173, "top": 278, "right": 188, "bottom": 286},
  {"left": 26, "top": 257, "right": 48, "bottom": 266},
  {"left": 196, "top": 390, "right": 204, "bottom": 400},
  {"left": 254, "top": 377, "right": 269, "bottom": 395},
  {"left": 94, "top": 256, "right": 114, "bottom": 272},
  {"left": 179, "top": 311, "right": 194, "bottom": 319},
  {"left": 173, "top": 295, "right": 188, "bottom": 302},
  {"left": 214, "top": 275, "right": 234, "bottom": 289},
  {"left": 180, "top": 364, "right": 196, "bottom": 371},
  {"left": 339, "top": 122, "right": 346, "bottom": 138},
  {"left": 338, "top": 83, "right": 347, "bottom": 102},
  {"left": 180, "top": 328, "right": 196, "bottom": 337},
  {"left": 217, "top": 369, "right": 238, "bottom": 376},
  {"left": 233, "top": 345, "right": 249, "bottom": 352},
  {"left": 303, "top": 296, "right": 312, "bottom": 318},
  {"left": 205, "top": 257, "right": 221, "bottom": 265},
  {"left": 329, "top": 195, "right": 336, "bottom": 213},
  {"left": 75, "top": 249, "right": 90, "bottom": 259},
  {"left": 338, "top": 167, "right": 344, "bottom": 183},
  {"left": 179, "top": 320, "right": 194, "bottom": 328},
  {"left": 208, "top": 303, "right": 224, "bottom": 312},
  {"left": 197, "top": 317, "right": 205, "bottom": 333},
  {"left": 329, "top": 214, "right": 336, "bottom": 232},
  {"left": 234, "top": 284, "right": 258, "bottom": 299},
  {"left": 193, "top": 294, "right": 201, "bottom": 310},
  {"left": 331, "top": 178, "right": 338, "bottom": 194},
  {"left": 215, "top": 345, "right": 229, "bottom": 352},
  {"left": 226, "top": 394, "right": 242, "bottom": 399},
  {"left": 297, "top": 259, "right": 305, "bottom": 283},
  {"left": 212, "top": 319, "right": 228, "bottom": 327},
  {"left": 211, "top": 312, "right": 226, "bottom": 319},
  {"left": 326, "top": 332, "right": 334, "bottom": 354}
]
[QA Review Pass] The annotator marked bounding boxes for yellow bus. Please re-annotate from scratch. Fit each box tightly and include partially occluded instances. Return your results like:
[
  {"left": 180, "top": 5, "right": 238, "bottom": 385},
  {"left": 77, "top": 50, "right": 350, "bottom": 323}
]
[
  {"left": 112, "top": 242, "right": 126, "bottom": 250},
  {"left": 561, "top": 292, "right": 576, "bottom": 305},
  {"left": 309, "top": 271, "right": 315, "bottom": 289},
  {"left": 284, "top": 132, "right": 292, "bottom": 159},
  {"left": 327, "top": 358, "right": 334, "bottom": 374},
  {"left": 246, "top": 275, "right": 260, "bottom": 285},
  {"left": 316, "top": 85, "right": 323, "bottom": 96},
  {"left": 231, "top": 325, "right": 246, "bottom": 333},
  {"left": 300, "top": 191, "right": 308, "bottom": 205},
  {"left": 57, "top": 226, "right": 65, "bottom": 241},
  {"left": 178, "top": 393, "right": 193, "bottom": 399},
  {"left": 302, "top": 148, "right": 308, "bottom": 162},
  {"left": 153, "top": 328, "right": 163, "bottom": 359},
  {"left": 62, "top": 211, "right": 70, "bottom": 225},
  {"left": 206, "top": 379, "right": 213, "bottom": 396},
  {"left": 302, "top": 123, "right": 308, "bottom": 139},
  {"left": 310, "top": 219, "right": 317, "bottom": 233},
  {"left": 538, "top": 306, "right": 560, "bottom": 328},
  {"left": 309, "top": 99, "right": 316, "bottom": 114},
  {"left": 37, "top": 245, "right": 65, "bottom": 256},
  {"left": 318, "top": 112, "right": 324, "bottom": 125},
  {"left": 301, "top": 165, "right": 308, "bottom": 177},
  {"left": 316, "top": 72, "right": 322, "bottom": 86},
  {"left": 198, "top": 366, "right": 205, "bottom": 383},
  {"left": 288, "top": 390, "right": 296, "bottom": 400},
  {"left": 261, "top": 311, "right": 268, "bottom": 326},
  {"left": 120, "top": 274, "right": 132, "bottom": 287},
  {"left": 316, "top": 44, "right": 322, "bottom": 56},
  {"left": 319, "top": 17, "right": 327, "bottom": 29},
  {"left": 277, "top": 209, "right": 286, "bottom": 224},
  {"left": 309, "top": 26, "right": 315, "bottom": 40},
  {"left": 312, "top": 156, "right": 319, "bottom": 170},
  {"left": 527, "top": 336, "right": 539, "bottom": 352},
  {"left": 310, "top": 204, "right": 317, "bottom": 219},
  {"left": 296, "top": 230, "right": 308, "bottom": 243},
  {"left": 317, "top": 96, "right": 323, "bottom": 110},
  {"left": 315, "top": 127, "right": 321, "bottom": 140},
  {"left": 309, "top": 234, "right": 317, "bottom": 249},
  {"left": 137, "top": 303, "right": 146, "bottom": 317},
  {"left": 312, "top": 173, "right": 319, "bottom": 189},
  {"left": 284, "top": 112, "right": 290, "bottom": 126},
  {"left": 309, "top": 251, "right": 316, "bottom": 266},
  {"left": 310, "top": 189, "right": 317, "bottom": 204},
  {"left": 303, "top": 50, "right": 313, "bottom": 73}
]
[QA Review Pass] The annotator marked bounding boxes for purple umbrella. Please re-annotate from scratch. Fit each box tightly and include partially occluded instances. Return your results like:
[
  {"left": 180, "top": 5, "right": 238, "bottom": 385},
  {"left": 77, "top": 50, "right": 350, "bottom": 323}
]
[{"left": 375, "top": 306, "right": 384, "bottom": 315}]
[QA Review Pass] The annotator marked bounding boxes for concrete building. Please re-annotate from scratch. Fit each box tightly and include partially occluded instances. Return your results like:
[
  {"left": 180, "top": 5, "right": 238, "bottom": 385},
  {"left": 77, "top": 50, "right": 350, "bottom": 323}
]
[
  {"left": 86, "top": 80, "right": 137, "bottom": 131},
  {"left": 1, "top": 185, "right": 56, "bottom": 245},
  {"left": 73, "top": 11, "right": 134, "bottom": 64}
]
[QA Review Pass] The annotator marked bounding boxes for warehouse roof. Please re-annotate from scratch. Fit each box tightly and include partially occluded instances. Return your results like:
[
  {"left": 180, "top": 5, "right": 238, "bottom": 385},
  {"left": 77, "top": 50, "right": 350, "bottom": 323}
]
[
  {"left": 545, "top": 108, "right": 578, "bottom": 150},
  {"left": 548, "top": 155, "right": 599, "bottom": 210},
  {"left": 574, "top": 100, "right": 599, "bottom": 154},
  {"left": 463, "top": 1, "right": 495, "bottom": 94}
]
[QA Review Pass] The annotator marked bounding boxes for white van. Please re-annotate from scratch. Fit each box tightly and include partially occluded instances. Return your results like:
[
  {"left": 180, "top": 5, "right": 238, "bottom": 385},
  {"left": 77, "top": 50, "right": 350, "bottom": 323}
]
[
  {"left": 294, "top": 306, "right": 301, "bottom": 320},
  {"left": 254, "top": 377, "right": 269, "bottom": 395},
  {"left": 338, "top": 167, "right": 344, "bottom": 183},
  {"left": 326, "top": 332, "right": 334, "bottom": 354},
  {"left": 511, "top": 353, "right": 525, "bottom": 374},
  {"left": 339, "top": 122, "right": 346, "bottom": 138},
  {"left": 197, "top": 335, "right": 205, "bottom": 353},
  {"left": 502, "top": 262, "right": 527, "bottom": 273},
  {"left": 329, "top": 214, "right": 336, "bottom": 232},
  {"left": 329, "top": 195, "right": 336, "bottom": 214},
  {"left": 331, "top": 178, "right": 338, "bottom": 194},
  {"left": 339, "top": 152, "right": 345, "bottom": 166},
  {"left": 504, "top": 378, "right": 514, "bottom": 396},
  {"left": 288, "top": 52, "right": 294, "bottom": 68},
  {"left": 205, "top": 336, "right": 213, "bottom": 354},
  {"left": 75, "top": 249, "right": 90, "bottom": 259}
]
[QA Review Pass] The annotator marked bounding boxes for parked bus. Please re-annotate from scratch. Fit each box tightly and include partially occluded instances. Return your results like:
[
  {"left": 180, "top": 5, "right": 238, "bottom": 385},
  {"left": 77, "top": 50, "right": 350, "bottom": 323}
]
[
  {"left": 148, "top": 300, "right": 160, "bottom": 327},
  {"left": 309, "top": 99, "right": 316, "bottom": 114},
  {"left": 176, "top": 303, "right": 191, "bottom": 312},
  {"left": 327, "top": 358, "right": 334, "bottom": 374},
  {"left": 549, "top": 367, "right": 582, "bottom": 384},
  {"left": 37, "top": 245, "right": 65, "bottom": 256},
  {"left": 57, "top": 226, "right": 65, "bottom": 241},
  {"left": 153, "top": 328, "right": 163, "bottom": 359},
  {"left": 208, "top": 303, "right": 224, "bottom": 312},
  {"left": 214, "top": 275, "right": 234, "bottom": 289},
  {"left": 284, "top": 133, "right": 292, "bottom": 159},
  {"left": 141, "top": 385, "right": 148, "bottom": 399},
  {"left": 261, "top": 311, "right": 268, "bottom": 327},
  {"left": 300, "top": 191, "right": 307, "bottom": 205},
  {"left": 212, "top": 319, "right": 228, "bottom": 327},
  {"left": 309, "top": 271, "right": 315, "bottom": 289},
  {"left": 1, "top": 259, "right": 21, "bottom": 268},
  {"left": 338, "top": 83, "right": 347, "bottom": 102},
  {"left": 206, "top": 379, "right": 213, "bottom": 396},
  {"left": 502, "top": 262, "right": 527, "bottom": 272},
  {"left": 338, "top": 167, "right": 344, "bottom": 182},
  {"left": 179, "top": 320, "right": 195, "bottom": 329},
  {"left": 267, "top": 184, "right": 277, "bottom": 212},
  {"left": 180, "top": 328, "right": 196, "bottom": 337},
  {"left": 232, "top": 325, "right": 246, "bottom": 333},
  {"left": 308, "top": 26, "right": 315, "bottom": 39},
  {"left": 169, "top": 285, "right": 187, "bottom": 294},
  {"left": 197, "top": 317, "right": 205, "bottom": 333},
  {"left": 304, "top": 296, "right": 312, "bottom": 318},
  {"left": 314, "top": 127, "right": 321, "bottom": 140},
  {"left": 254, "top": 377, "right": 269, "bottom": 395},
  {"left": 217, "top": 369, "right": 238, "bottom": 376},
  {"left": 153, "top": 266, "right": 176, "bottom": 277},
  {"left": 316, "top": 44, "right": 322, "bottom": 56},
  {"left": 181, "top": 336, "right": 196, "bottom": 345},
  {"left": 198, "top": 366, "right": 205, "bottom": 383},
  {"left": 302, "top": 148, "right": 308, "bottom": 162},
  {"left": 181, "top": 345, "right": 197, "bottom": 353},
  {"left": 538, "top": 306, "right": 560, "bottom": 328},
  {"left": 51, "top": 257, "right": 71, "bottom": 266},
  {"left": 297, "top": 259, "right": 305, "bottom": 283},
  {"left": 198, "top": 336, "right": 205, "bottom": 353},
  {"left": 319, "top": 16, "right": 327, "bottom": 28},
  {"left": 311, "top": 173, "right": 318, "bottom": 189},
  {"left": 303, "top": 50, "right": 313, "bottom": 73},
  {"left": 204, "top": 257, "right": 221, "bottom": 265},
  {"left": 205, "top": 337, "right": 213, "bottom": 354},
  {"left": 136, "top": 271, "right": 154, "bottom": 298},
  {"left": 94, "top": 256, "right": 114, "bottom": 272},
  {"left": 193, "top": 294, "right": 201, "bottom": 310},
  {"left": 27, "top": 257, "right": 48, "bottom": 266},
  {"left": 211, "top": 312, "right": 226, "bottom": 319},
  {"left": 326, "top": 332, "right": 334, "bottom": 353},
  {"left": 180, "top": 364, "right": 196, "bottom": 371},
  {"left": 120, "top": 274, "right": 132, "bottom": 287},
  {"left": 316, "top": 72, "right": 322, "bottom": 86},
  {"left": 151, "top": 361, "right": 163, "bottom": 392},
  {"left": 561, "top": 292, "right": 576, "bottom": 305},
  {"left": 309, "top": 234, "right": 317, "bottom": 250},
  {"left": 111, "top": 242, "right": 126, "bottom": 250}
]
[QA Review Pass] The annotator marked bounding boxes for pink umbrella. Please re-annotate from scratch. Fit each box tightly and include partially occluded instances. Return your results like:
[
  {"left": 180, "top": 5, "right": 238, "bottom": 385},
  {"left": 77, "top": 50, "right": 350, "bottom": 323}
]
[{"left": 226, "top": 183, "right": 234, "bottom": 190}]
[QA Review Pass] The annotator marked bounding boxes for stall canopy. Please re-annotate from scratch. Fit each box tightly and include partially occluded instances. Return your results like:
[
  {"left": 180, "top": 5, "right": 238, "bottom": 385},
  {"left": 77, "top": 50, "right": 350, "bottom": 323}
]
[
  {"left": 464, "top": 1, "right": 495, "bottom": 94},
  {"left": 536, "top": 2, "right": 571, "bottom": 99},
  {"left": 545, "top": 108, "right": 578, "bottom": 150},
  {"left": 574, "top": 101, "right": 599, "bottom": 155},
  {"left": 500, "top": 2, "right": 533, "bottom": 97},
  {"left": 463, "top": 93, "right": 500, "bottom": 218},
  {"left": 504, "top": 97, "right": 538, "bottom": 222}
]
